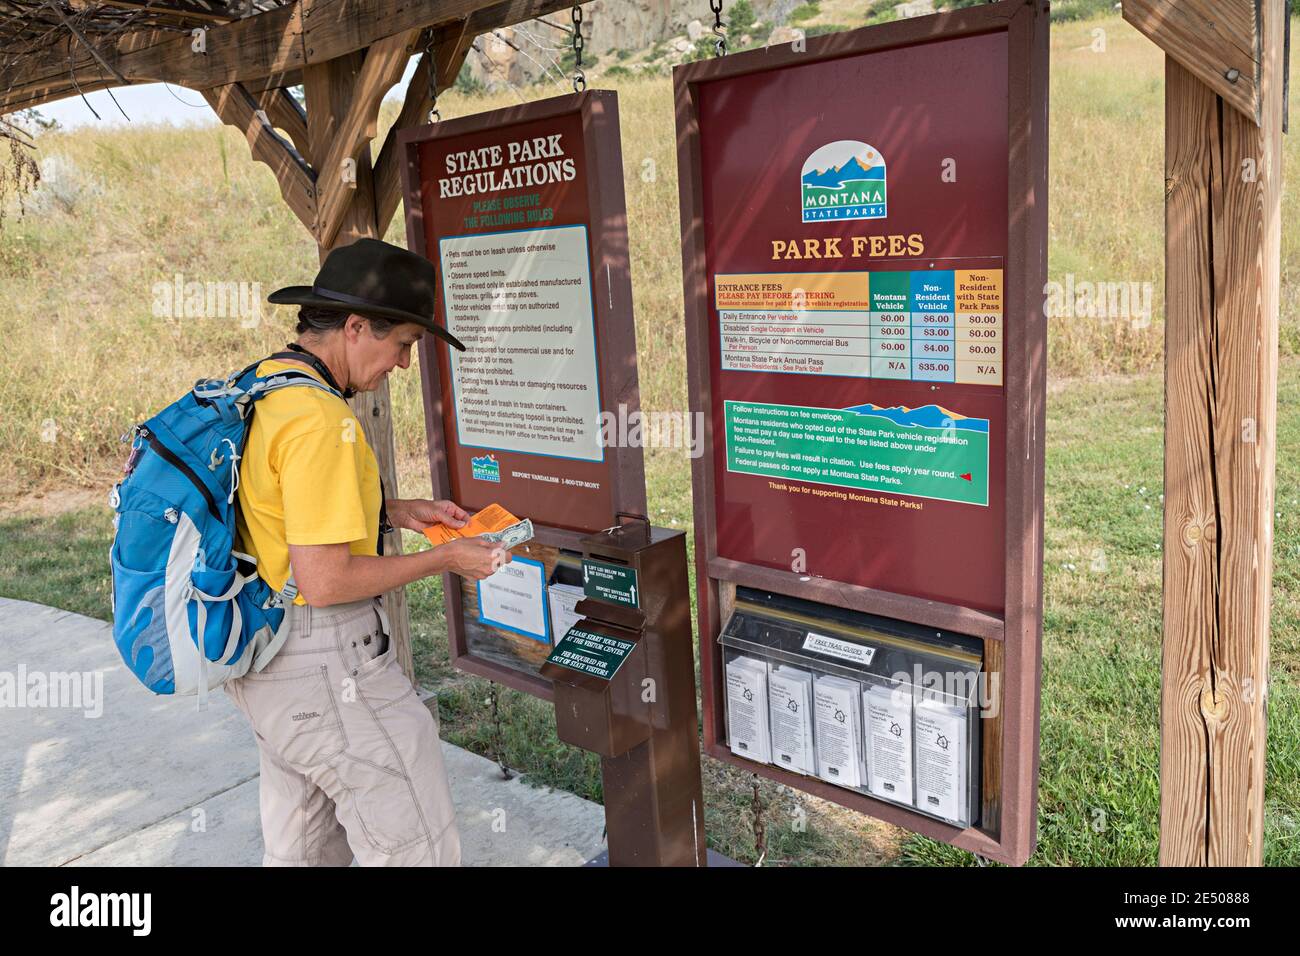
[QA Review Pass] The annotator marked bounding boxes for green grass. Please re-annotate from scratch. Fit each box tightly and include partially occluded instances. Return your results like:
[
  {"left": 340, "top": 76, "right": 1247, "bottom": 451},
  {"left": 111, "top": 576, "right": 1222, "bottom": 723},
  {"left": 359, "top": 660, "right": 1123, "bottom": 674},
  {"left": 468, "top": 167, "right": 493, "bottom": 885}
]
[
  {"left": 0, "top": 506, "right": 115, "bottom": 618},
  {"left": 8, "top": 363, "right": 1297, "bottom": 865}
]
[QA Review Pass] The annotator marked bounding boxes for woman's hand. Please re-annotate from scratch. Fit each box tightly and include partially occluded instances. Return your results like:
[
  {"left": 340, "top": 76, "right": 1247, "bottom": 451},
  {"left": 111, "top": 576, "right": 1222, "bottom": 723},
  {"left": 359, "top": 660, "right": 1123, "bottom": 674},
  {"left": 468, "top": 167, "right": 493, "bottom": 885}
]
[
  {"left": 436, "top": 537, "right": 510, "bottom": 581},
  {"left": 387, "top": 498, "right": 469, "bottom": 532}
]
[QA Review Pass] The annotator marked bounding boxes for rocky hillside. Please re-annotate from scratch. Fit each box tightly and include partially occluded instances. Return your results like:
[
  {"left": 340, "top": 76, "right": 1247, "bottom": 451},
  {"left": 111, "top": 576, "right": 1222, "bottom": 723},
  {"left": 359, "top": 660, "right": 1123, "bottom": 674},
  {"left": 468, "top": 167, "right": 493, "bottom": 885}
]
[{"left": 461, "top": 0, "right": 932, "bottom": 91}]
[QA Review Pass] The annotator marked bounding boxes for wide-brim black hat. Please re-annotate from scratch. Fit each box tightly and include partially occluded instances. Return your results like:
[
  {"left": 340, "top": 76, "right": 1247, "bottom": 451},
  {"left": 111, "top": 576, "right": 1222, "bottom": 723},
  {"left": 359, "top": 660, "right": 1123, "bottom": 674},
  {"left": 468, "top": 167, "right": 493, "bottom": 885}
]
[{"left": 268, "top": 237, "right": 465, "bottom": 351}]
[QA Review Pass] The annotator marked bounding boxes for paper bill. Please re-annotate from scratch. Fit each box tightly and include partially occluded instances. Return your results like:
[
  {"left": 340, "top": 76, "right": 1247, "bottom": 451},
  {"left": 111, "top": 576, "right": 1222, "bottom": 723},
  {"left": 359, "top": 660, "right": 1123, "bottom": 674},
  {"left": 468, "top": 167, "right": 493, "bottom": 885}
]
[{"left": 482, "top": 518, "right": 534, "bottom": 548}]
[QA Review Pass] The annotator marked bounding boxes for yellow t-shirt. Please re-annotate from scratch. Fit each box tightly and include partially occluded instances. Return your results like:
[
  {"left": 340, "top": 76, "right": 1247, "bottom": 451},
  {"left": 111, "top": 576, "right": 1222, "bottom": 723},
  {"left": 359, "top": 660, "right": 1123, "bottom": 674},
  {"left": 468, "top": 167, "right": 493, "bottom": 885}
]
[{"left": 235, "top": 358, "right": 381, "bottom": 606}]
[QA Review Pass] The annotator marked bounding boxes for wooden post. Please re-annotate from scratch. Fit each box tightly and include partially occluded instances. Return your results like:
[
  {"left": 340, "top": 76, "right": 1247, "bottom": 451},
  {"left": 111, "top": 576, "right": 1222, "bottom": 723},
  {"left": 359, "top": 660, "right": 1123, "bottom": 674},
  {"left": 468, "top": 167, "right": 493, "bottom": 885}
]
[
  {"left": 1126, "top": 0, "right": 1283, "bottom": 865},
  {"left": 304, "top": 48, "right": 416, "bottom": 680}
]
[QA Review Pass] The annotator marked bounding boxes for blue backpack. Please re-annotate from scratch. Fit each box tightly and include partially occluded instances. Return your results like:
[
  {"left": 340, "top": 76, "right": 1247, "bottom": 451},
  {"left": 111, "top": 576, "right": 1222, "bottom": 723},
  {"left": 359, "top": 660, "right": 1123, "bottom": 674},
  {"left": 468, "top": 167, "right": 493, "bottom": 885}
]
[{"left": 108, "top": 352, "right": 341, "bottom": 709}]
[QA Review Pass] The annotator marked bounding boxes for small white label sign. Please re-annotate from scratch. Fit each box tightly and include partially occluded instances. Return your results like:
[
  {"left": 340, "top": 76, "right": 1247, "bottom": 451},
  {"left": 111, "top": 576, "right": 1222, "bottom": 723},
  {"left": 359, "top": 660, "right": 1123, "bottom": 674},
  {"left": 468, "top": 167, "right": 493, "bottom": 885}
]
[
  {"left": 802, "top": 631, "right": 876, "bottom": 666},
  {"left": 478, "top": 556, "right": 547, "bottom": 642}
]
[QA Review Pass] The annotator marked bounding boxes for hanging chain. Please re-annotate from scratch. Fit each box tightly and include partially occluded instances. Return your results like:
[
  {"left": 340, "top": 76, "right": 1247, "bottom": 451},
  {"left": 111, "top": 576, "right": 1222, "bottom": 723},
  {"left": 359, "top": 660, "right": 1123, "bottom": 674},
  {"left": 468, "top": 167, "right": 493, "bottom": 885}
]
[
  {"left": 487, "top": 682, "right": 511, "bottom": 779},
  {"left": 571, "top": 3, "right": 586, "bottom": 92},
  {"left": 710, "top": 0, "right": 727, "bottom": 57},
  {"left": 750, "top": 774, "right": 767, "bottom": 866},
  {"left": 424, "top": 33, "right": 440, "bottom": 123}
]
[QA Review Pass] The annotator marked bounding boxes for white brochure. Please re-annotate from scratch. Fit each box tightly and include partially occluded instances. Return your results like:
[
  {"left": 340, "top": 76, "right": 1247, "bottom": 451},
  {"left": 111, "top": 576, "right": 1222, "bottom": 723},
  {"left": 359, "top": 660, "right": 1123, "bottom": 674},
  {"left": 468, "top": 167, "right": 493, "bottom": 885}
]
[
  {"left": 768, "top": 665, "right": 816, "bottom": 776},
  {"left": 865, "top": 683, "right": 915, "bottom": 806},
  {"left": 813, "top": 674, "right": 863, "bottom": 789},
  {"left": 726, "top": 655, "right": 772, "bottom": 764},
  {"left": 914, "top": 696, "right": 967, "bottom": 824},
  {"left": 546, "top": 582, "right": 585, "bottom": 644}
]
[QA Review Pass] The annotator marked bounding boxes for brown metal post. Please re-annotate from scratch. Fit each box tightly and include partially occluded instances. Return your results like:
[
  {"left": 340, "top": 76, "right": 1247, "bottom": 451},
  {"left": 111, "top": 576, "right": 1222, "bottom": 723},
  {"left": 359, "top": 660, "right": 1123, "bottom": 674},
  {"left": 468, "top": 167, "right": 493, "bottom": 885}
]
[
  {"left": 587, "top": 525, "right": 706, "bottom": 867},
  {"left": 541, "top": 522, "right": 707, "bottom": 866}
]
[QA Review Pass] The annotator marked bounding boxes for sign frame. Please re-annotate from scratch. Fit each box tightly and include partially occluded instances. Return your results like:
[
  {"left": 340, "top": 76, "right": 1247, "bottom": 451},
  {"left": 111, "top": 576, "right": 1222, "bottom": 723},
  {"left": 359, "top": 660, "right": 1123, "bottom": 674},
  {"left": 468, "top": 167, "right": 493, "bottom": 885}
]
[
  {"left": 675, "top": 0, "right": 1048, "bottom": 864},
  {"left": 399, "top": 90, "right": 647, "bottom": 700}
]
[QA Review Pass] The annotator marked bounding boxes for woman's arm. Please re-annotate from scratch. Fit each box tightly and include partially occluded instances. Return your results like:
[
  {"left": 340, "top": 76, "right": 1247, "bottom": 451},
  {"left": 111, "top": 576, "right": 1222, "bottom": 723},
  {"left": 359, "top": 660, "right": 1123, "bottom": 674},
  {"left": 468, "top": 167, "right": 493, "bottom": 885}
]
[{"left": 288, "top": 537, "right": 508, "bottom": 606}]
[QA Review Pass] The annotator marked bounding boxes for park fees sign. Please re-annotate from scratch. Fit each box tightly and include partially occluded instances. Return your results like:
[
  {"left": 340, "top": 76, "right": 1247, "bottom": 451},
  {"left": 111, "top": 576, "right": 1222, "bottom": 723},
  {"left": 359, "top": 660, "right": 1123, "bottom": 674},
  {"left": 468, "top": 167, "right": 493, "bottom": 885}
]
[{"left": 675, "top": 0, "right": 1049, "bottom": 865}]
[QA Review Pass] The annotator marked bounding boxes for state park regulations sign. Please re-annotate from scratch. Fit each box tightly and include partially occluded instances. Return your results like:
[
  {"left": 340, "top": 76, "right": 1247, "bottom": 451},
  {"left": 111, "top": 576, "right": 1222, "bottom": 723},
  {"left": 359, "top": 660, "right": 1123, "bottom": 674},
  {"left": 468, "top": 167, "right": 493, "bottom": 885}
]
[
  {"left": 399, "top": 91, "right": 645, "bottom": 537},
  {"left": 399, "top": 91, "right": 648, "bottom": 700}
]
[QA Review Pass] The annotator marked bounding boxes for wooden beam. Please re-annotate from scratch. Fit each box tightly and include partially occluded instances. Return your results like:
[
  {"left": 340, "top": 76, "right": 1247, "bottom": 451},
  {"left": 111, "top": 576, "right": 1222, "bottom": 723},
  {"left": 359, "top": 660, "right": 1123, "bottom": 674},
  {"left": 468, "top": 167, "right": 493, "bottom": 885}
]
[
  {"left": 253, "top": 86, "right": 310, "bottom": 157},
  {"left": 304, "top": 49, "right": 414, "bottom": 682},
  {"left": 202, "top": 82, "right": 317, "bottom": 232},
  {"left": 1123, "top": 0, "right": 1261, "bottom": 123},
  {"left": 1158, "top": 0, "right": 1281, "bottom": 866},
  {"left": 374, "top": 51, "right": 434, "bottom": 237},
  {"left": 434, "top": 17, "right": 475, "bottom": 90},
  {"left": 40, "top": 0, "right": 131, "bottom": 86},
  {"left": 373, "top": 18, "right": 475, "bottom": 235},
  {"left": 314, "top": 29, "right": 419, "bottom": 248},
  {"left": 0, "top": 0, "right": 575, "bottom": 113},
  {"left": 241, "top": 70, "right": 304, "bottom": 93},
  {"left": 91, "top": 0, "right": 242, "bottom": 23}
]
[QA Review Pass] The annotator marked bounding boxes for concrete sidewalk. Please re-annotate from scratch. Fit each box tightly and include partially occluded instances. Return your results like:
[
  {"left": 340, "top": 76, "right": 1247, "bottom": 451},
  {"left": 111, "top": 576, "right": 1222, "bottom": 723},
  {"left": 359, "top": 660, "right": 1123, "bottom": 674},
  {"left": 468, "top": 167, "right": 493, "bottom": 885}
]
[{"left": 0, "top": 598, "right": 606, "bottom": 866}]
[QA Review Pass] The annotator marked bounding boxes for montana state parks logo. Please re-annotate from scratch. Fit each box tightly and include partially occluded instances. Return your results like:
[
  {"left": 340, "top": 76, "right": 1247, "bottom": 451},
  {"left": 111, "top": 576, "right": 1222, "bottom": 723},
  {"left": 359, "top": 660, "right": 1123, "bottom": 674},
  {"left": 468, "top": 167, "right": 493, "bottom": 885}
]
[
  {"left": 801, "top": 140, "right": 887, "bottom": 223},
  {"left": 471, "top": 453, "right": 500, "bottom": 483}
]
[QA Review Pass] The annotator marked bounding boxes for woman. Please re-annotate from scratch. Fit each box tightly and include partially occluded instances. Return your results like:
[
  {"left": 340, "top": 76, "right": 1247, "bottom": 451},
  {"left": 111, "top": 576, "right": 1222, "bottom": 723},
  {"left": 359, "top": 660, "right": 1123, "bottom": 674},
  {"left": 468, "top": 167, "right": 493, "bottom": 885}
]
[{"left": 225, "top": 237, "right": 508, "bottom": 867}]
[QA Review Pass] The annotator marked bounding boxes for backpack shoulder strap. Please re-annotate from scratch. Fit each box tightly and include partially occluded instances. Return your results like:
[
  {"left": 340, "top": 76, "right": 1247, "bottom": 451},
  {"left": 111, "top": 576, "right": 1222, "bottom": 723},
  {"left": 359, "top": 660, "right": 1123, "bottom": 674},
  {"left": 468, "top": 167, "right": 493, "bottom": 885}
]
[
  {"left": 267, "top": 347, "right": 351, "bottom": 397},
  {"left": 237, "top": 356, "right": 344, "bottom": 408}
]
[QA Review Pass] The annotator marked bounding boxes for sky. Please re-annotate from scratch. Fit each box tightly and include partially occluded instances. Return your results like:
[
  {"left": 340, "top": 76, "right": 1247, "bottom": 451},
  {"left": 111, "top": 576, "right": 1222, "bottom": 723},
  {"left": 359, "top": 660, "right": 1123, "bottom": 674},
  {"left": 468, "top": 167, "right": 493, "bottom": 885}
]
[{"left": 33, "top": 57, "right": 422, "bottom": 129}]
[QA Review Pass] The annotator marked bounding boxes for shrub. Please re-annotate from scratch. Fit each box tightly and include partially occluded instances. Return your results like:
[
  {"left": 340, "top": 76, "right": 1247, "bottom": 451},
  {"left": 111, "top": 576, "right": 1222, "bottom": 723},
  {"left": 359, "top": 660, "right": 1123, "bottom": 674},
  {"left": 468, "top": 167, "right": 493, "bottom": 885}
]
[{"left": 789, "top": 2, "right": 820, "bottom": 25}]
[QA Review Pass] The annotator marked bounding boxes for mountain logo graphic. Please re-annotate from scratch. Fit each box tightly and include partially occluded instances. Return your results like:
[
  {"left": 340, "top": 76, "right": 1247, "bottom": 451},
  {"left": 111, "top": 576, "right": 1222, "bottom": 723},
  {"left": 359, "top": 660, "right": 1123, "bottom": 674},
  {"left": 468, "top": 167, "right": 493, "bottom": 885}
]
[
  {"left": 800, "top": 140, "right": 886, "bottom": 223},
  {"left": 471, "top": 453, "right": 500, "bottom": 483}
]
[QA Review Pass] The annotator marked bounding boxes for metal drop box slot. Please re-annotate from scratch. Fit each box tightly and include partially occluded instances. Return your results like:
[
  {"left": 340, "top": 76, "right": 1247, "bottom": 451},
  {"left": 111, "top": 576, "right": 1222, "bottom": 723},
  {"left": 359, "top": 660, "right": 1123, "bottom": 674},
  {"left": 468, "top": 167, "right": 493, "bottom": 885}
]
[
  {"left": 720, "top": 587, "right": 984, "bottom": 829},
  {"left": 541, "top": 597, "right": 650, "bottom": 758},
  {"left": 537, "top": 519, "right": 707, "bottom": 865}
]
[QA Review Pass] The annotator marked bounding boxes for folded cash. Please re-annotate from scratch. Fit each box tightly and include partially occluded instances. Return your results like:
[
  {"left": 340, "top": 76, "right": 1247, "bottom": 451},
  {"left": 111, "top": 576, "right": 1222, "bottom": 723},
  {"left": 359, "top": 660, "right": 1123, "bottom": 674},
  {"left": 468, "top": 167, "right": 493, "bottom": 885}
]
[
  {"left": 424, "top": 503, "right": 522, "bottom": 548},
  {"left": 481, "top": 518, "right": 534, "bottom": 549}
]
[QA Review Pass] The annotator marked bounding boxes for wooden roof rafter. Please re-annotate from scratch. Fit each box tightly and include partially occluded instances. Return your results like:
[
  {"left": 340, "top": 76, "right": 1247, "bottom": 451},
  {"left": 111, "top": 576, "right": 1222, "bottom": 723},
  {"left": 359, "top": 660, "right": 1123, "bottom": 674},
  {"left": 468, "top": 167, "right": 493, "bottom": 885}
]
[
  {"left": 201, "top": 80, "right": 316, "bottom": 228},
  {"left": 1123, "top": 0, "right": 1263, "bottom": 123},
  {"left": 373, "top": 16, "right": 475, "bottom": 233},
  {"left": 0, "top": 0, "right": 275, "bottom": 50},
  {"left": 313, "top": 27, "right": 419, "bottom": 247},
  {"left": 0, "top": 0, "right": 574, "bottom": 114},
  {"left": 190, "top": 0, "right": 567, "bottom": 247}
]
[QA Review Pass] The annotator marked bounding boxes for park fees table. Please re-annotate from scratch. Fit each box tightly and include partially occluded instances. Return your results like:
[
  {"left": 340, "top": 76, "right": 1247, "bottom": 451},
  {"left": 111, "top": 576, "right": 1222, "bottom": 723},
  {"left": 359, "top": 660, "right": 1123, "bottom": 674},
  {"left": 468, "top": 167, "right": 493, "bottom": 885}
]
[{"left": 716, "top": 267, "right": 1004, "bottom": 385}]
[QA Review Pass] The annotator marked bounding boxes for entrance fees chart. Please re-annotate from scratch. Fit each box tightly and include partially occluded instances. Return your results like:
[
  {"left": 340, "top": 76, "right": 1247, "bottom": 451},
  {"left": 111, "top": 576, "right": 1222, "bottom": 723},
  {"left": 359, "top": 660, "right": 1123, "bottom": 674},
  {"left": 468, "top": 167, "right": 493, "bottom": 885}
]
[{"left": 717, "top": 268, "right": 1003, "bottom": 385}]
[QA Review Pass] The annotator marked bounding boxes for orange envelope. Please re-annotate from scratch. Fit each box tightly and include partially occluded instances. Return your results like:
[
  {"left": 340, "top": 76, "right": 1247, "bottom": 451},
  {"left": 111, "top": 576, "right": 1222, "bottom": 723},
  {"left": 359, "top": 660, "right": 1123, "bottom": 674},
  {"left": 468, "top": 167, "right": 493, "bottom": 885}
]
[{"left": 422, "top": 503, "right": 520, "bottom": 547}]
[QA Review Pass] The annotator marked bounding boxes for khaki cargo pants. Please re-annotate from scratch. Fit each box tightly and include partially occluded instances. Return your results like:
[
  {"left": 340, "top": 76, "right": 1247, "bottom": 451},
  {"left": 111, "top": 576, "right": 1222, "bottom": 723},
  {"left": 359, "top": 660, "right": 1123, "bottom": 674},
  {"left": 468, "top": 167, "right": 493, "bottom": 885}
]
[{"left": 224, "top": 596, "right": 460, "bottom": 866}]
